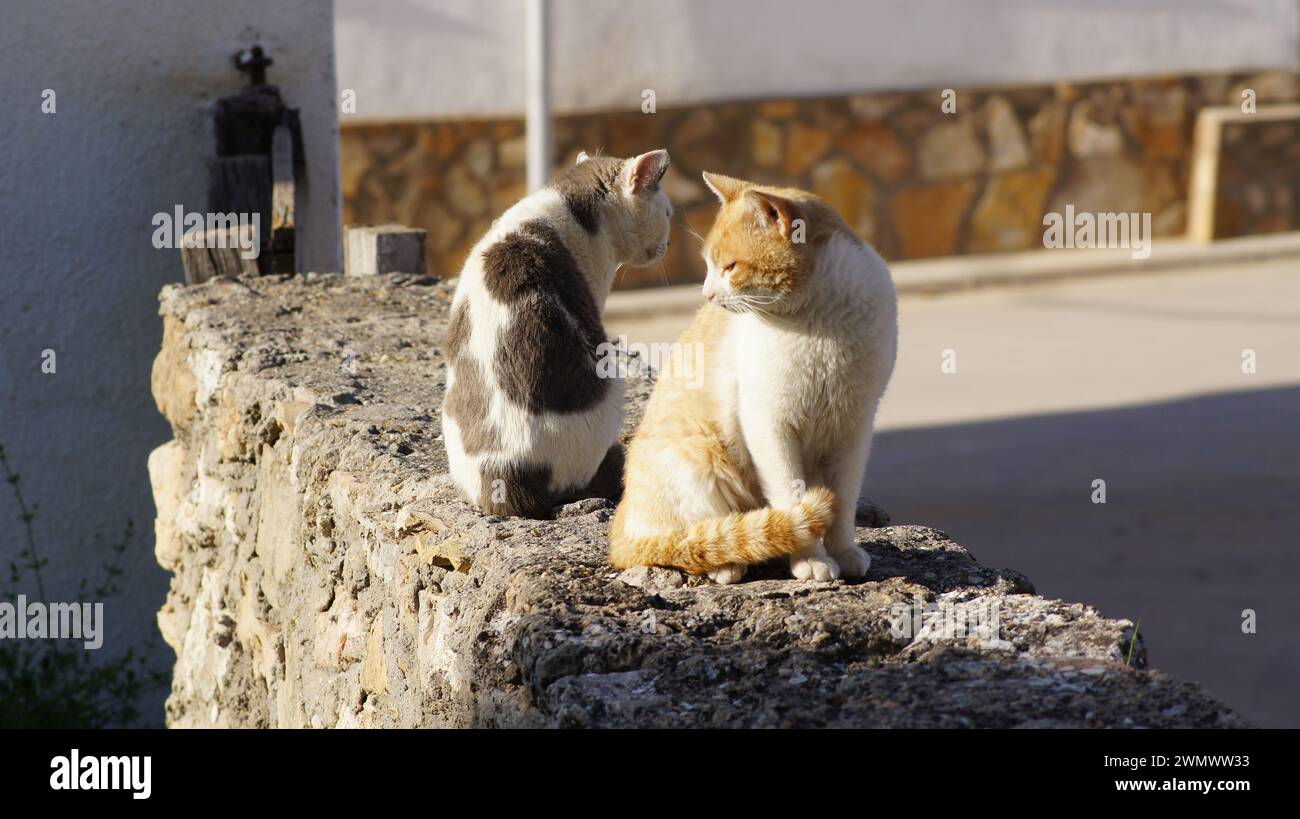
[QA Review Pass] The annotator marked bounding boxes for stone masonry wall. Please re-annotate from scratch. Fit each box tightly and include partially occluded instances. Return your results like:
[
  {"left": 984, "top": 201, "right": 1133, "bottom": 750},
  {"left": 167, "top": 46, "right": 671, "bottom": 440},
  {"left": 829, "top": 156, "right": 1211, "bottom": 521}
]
[
  {"left": 341, "top": 70, "right": 1300, "bottom": 287},
  {"left": 147, "top": 273, "right": 1241, "bottom": 727}
]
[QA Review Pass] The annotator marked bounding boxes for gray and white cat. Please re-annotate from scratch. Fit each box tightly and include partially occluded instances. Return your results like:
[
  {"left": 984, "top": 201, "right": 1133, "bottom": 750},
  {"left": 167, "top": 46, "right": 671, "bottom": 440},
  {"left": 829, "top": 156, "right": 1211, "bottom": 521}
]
[{"left": 441, "top": 150, "right": 672, "bottom": 517}]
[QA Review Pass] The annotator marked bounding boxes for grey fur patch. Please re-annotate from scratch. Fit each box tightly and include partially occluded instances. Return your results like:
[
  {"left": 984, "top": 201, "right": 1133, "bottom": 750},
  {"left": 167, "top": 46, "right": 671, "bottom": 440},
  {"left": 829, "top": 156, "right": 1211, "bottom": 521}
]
[
  {"left": 552, "top": 156, "right": 623, "bottom": 234},
  {"left": 482, "top": 221, "right": 609, "bottom": 415},
  {"left": 478, "top": 461, "right": 555, "bottom": 519},
  {"left": 442, "top": 302, "right": 497, "bottom": 455}
]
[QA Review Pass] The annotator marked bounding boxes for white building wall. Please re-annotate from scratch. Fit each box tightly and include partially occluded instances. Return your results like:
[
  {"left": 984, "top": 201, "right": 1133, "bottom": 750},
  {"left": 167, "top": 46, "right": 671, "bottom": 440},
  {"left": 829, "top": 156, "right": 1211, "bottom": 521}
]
[
  {"left": 337, "top": 0, "right": 1300, "bottom": 120},
  {"left": 0, "top": 0, "right": 340, "bottom": 721}
]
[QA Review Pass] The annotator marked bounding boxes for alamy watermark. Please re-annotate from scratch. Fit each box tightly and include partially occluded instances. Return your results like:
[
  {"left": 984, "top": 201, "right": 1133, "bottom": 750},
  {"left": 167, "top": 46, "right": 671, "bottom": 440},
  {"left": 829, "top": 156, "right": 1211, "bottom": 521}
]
[
  {"left": 0, "top": 595, "right": 103, "bottom": 649},
  {"left": 596, "top": 335, "right": 705, "bottom": 390},
  {"left": 151, "top": 205, "right": 260, "bottom": 260},
  {"left": 890, "top": 594, "right": 1004, "bottom": 646},
  {"left": 50, "top": 749, "right": 151, "bottom": 800},
  {"left": 1043, "top": 205, "right": 1152, "bottom": 260}
]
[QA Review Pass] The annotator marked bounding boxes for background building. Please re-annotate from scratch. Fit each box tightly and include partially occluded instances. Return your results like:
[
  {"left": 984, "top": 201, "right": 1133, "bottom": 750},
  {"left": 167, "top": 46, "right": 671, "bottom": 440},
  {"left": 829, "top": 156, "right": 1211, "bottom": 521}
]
[{"left": 336, "top": 0, "right": 1300, "bottom": 284}]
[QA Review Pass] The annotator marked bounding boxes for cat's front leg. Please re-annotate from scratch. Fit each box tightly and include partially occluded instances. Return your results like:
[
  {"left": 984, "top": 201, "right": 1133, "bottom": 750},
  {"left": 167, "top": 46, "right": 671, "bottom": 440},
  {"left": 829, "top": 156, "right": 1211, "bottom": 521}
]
[
  {"left": 743, "top": 416, "right": 840, "bottom": 582},
  {"left": 821, "top": 417, "right": 876, "bottom": 579}
]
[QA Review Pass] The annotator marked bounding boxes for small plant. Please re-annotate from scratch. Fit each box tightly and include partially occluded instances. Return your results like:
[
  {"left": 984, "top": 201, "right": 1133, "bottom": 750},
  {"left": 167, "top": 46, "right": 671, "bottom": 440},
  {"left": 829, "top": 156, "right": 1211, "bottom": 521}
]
[
  {"left": 0, "top": 442, "right": 167, "bottom": 728},
  {"left": 1124, "top": 617, "right": 1144, "bottom": 668}
]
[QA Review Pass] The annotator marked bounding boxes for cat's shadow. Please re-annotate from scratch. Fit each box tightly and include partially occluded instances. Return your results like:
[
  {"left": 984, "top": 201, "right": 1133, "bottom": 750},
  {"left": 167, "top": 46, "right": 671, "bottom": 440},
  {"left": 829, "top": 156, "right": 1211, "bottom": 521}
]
[
  {"left": 551, "top": 496, "right": 1030, "bottom": 596},
  {"left": 731, "top": 533, "right": 1035, "bottom": 596}
]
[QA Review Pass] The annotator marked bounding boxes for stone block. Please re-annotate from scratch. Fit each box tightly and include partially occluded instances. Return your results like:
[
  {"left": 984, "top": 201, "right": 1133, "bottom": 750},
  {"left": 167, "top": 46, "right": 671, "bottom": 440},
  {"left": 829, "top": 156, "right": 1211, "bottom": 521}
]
[{"left": 344, "top": 224, "right": 427, "bottom": 276}]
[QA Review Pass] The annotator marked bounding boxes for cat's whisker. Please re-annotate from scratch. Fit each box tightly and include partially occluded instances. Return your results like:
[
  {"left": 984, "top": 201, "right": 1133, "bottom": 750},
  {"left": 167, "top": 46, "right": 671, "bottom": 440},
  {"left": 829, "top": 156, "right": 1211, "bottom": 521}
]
[
  {"left": 715, "top": 295, "right": 778, "bottom": 318},
  {"left": 679, "top": 222, "right": 705, "bottom": 245},
  {"left": 729, "top": 294, "right": 781, "bottom": 308},
  {"left": 658, "top": 259, "right": 670, "bottom": 288},
  {"left": 725, "top": 295, "right": 782, "bottom": 318}
]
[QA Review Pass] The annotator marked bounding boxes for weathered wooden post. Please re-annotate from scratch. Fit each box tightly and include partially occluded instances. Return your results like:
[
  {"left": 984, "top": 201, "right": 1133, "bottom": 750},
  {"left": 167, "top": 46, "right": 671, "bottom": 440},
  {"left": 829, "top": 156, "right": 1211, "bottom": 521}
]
[
  {"left": 179, "top": 223, "right": 261, "bottom": 282},
  {"left": 269, "top": 123, "right": 297, "bottom": 274},
  {"left": 182, "top": 45, "right": 301, "bottom": 284}
]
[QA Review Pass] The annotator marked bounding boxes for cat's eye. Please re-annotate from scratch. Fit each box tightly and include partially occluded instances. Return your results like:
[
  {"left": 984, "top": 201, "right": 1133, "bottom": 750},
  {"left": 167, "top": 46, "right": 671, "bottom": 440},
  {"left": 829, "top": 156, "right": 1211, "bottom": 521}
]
[{"left": 723, "top": 262, "right": 737, "bottom": 275}]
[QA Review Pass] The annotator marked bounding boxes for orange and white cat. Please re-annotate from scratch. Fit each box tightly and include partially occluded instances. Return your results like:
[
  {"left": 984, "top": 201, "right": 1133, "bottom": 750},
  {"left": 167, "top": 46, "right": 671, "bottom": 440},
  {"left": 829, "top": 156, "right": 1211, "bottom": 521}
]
[{"left": 608, "top": 172, "right": 897, "bottom": 583}]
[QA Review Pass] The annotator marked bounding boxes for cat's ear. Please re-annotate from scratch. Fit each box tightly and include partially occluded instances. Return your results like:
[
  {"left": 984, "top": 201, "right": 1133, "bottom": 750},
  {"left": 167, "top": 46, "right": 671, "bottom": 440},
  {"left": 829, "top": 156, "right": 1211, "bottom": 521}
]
[
  {"left": 576, "top": 151, "right": 591, "bottom": 164},
  {"left": 743, "top": 189, "right": 801, "bottom": 239},
  {"left": 622, "top": 149, "right": 670, "bottom": 197},
  {"left": 702, "top": 171, "right": 747, "bottom": 204}
]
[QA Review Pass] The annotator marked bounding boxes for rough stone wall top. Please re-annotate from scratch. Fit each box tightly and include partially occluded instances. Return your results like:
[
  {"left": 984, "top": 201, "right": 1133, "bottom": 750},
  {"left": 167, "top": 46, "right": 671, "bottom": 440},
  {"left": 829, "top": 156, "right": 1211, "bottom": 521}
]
[{"left": 148, "top": 272, "right": 1240, "bottom": 727}]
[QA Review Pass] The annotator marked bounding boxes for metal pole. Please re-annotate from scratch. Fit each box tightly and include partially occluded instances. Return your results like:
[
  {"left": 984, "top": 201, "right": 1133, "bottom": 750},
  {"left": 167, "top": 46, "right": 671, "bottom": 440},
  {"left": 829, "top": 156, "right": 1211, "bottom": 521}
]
[{"left": 525, "top": 0, "right": 552, "bottom": 193}]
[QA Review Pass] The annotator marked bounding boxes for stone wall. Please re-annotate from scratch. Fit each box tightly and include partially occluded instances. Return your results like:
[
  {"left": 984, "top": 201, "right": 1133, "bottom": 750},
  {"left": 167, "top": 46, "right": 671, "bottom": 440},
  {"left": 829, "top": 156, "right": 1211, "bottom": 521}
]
[
  {"left": 341, "top": 71, "right": 1299, "bottom": 288},
  {"left": 148, "top": 272, "right": 1241, "bottom": 727}
]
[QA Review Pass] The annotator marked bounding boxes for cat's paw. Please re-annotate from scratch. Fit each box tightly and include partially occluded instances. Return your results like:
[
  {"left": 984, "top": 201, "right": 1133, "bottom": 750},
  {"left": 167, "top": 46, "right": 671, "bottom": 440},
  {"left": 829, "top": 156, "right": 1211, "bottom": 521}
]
[
  {"left": 790, "top": 554, "right": 841, "bottom": 582},
  {"left": 829, "top": 544, "right": 871, "bottom": 579},
  {"left": 708, "top": 563, "right": 747, "bottom": 585}
]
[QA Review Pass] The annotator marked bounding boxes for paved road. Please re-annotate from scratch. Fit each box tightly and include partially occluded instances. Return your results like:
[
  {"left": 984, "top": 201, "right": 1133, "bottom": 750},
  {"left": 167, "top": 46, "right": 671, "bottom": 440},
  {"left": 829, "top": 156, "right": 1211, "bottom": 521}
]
[{"left": 607, "top": 257, "right": 1300, "bottom": 727}]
